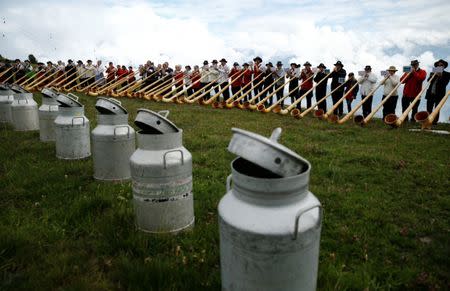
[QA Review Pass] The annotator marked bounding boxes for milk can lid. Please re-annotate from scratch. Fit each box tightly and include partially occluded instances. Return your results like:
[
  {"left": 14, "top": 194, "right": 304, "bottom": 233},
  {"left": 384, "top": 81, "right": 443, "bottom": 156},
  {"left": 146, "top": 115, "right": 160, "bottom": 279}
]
[
  {"left": 0, "top": 84, "right": 9, "bottom": 91},
  {"left": 228, "top": 127, "right": 308, "bottom": 177},
  {"left": 41, "top": 87, "right": 60, "bottom": 99},
  {"left": 134, "top": 109, "right": 179, "bottom": 134},
  {"left": 95, "top": 97, "right": 127, "bottom": 114},
  {"left": 56, "top": 93, "right": 83, "bottom": 107}
]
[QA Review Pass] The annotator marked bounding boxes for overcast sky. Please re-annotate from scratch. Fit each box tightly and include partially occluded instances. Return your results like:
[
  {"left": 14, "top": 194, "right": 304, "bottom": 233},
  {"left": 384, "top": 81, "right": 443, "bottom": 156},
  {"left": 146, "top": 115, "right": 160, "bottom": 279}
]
[{"left": 1, "top": 0, "right": 449, "bottom": 118}]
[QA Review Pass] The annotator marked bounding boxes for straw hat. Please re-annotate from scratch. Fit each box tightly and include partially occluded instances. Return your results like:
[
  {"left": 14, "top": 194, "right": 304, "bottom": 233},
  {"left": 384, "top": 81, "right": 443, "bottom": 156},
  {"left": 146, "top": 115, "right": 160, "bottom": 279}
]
[{"left": 387, "top": 66, "right": 397, "bottom": 71}]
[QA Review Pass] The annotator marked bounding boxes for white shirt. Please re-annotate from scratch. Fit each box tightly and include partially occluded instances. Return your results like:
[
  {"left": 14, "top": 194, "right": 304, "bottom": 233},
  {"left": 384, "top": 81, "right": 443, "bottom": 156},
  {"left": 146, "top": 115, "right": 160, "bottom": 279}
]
[
  {"left": 357, "top": 72, "right": 377, "bottom": 95},
  {"left": 289, "top": 67, "right": 300, "bottom": 79},
  {"left": 209, "top": 64, "right": 220, "bottom": 82},
  {"left": 200, "top": 65, "right": 209, "bottom": 83},
  {"left": 184, "top": 70, "right": 192, "bottom": 86},
  {"left": 382, "top": 74, "right": 400, "bottom": 96},
  {"left": 218, "top": 64, "right": 230, "bottom": 83},
  {"left": 84, "top": 64, "right": 96, "bottom": 78}
]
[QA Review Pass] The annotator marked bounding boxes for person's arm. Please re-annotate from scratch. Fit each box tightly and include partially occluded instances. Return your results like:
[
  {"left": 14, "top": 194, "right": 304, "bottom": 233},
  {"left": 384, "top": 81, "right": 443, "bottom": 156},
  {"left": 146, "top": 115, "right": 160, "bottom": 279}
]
[{"left": 368, "top": 73, "right": 377, "bottom": 83}]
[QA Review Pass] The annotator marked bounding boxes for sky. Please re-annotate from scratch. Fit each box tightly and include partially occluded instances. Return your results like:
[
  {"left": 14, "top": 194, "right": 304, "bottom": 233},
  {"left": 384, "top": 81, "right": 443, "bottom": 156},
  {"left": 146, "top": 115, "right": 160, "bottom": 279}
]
[{"left": 1, "top": 0, "right": 449, "bottom": 119}]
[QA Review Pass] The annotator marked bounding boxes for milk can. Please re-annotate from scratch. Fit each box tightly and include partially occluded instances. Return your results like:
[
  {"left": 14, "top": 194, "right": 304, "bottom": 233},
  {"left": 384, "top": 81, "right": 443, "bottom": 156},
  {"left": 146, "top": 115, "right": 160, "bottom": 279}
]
[
  {"left": 219, "top": 128, "right": 322, "bottom": 291},
  {"left": 91, "top": 97, "right": 135, "bottom": 181},
  {"left": 39, "top": 88, "right": 60, "bottom": 141},
  {"left": 130, "top": 109, "right": 194, "bottom": 233},
  {"left": 10, "top": 85, "right": 40, "bottom": 131},
  {"left": 0, "top": 84, "right": 14, "bottom": 123},
  {"left": 54, "top": 93, "right": 91, "bottom": 159}
]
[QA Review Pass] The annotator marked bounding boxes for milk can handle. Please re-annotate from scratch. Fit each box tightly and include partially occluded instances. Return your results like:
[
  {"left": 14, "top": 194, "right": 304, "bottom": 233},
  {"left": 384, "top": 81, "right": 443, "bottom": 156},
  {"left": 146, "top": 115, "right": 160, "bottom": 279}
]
[
  {"left": 17, "top": 98, "right": 29, "bottom": 104},
  {"left": 71, "top": 116, "right": 85, "bottom": 127},
  {"left": 108, "top": 98, "right": 122, "bottom": 105},
  {"left": 292, "top": 205, "right": 322, "bottom": 240},
  {"left": 226, "top": 174, "right": 232, "bottom": 192},
  {"left": 158, "top": 110, "right": 169, "bottom": 118},
  {"left": 67, "top": 93, "right": 79, "bottom": 101},
  {"left": 163, "top": 149, "right": 184, "bottom": 169},
  {"left": 113, "top": 125, "right": 130, "bottom": 139}
]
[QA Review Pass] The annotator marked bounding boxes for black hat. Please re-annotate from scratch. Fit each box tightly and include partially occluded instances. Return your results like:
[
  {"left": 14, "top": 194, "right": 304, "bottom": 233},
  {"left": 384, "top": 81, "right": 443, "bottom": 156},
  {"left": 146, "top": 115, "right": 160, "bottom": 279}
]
[
  {"left": 434, "top": 59, "right": 448, "bottom": 68},
  {"left": 47, "top": 61, "right": 52, "bottom": 64},
  {"left": 276, "top": 61, "right": 282, "bottom": 66},
  {"left": 348, "top": 72, "right": 354, "bottom": 76},
  {"left": 243, "top": 63, "right": 249, "bottom": 67},
  {"left": 364, "top": 65, "right": 372, "bottom": 70},
  {"left": 68, "top": 59, "right": 73, "bottom": 63},
  {"left": 233, "top": 62, "right": 239, "bottom": 66},
  {"left": 77, "top": 60, "right": 83, "bottom": 64},
  {"left": 334, "top": 61, "right": 344, "bottom": 67},
  {"left": 15, "top": 59, "right": 20, "bottom": 62},
  {"left": 185, "top": 65, "right": 191, "bottom": 70},
  {"left": 203, "top": 60, "right": 208, "bottom": 65},
  {"left": 212, "top": 59, "right": 218, "bottom": 64},
  {"left": 253, "top": 56, "right": 262, "bottom": 62},
  {"left": 317, "top": 63, "right": 326, "bottom": 69},
  {"left": 220, "top": 58, "right": 227, "bottom": 63},
  {"left": 290, "top": 62, "right": 297, "bottom": 66},
  {"left": 24, "top": 60, "right": 30, "bottom": 63},
  {"left": 303, "top": 61, "right": 311, "bottom": 66},
  {"left": 266, "top": 62, "right": 273, "bottom": 67},
  {"left": 87, "top": 59, "right": 92, "bottom": 63},
  {"left": 410, "top": 59, "right": 419, "bottom": 66}
]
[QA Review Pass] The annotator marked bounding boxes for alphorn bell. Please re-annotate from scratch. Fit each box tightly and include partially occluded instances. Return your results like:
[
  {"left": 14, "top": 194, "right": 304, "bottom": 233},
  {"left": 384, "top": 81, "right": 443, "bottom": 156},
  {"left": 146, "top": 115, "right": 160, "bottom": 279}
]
[
  {"left": 338, "top": 75, "right": 389, "bottom": 124},
  {"left": 414, "top": 90, "right": 450, "bottom": 129},
  {"left": 275, "top": 73, "right": 317, "bottom": 115},
  {"left": 322, "top": 81, "right": 359, "bottom": 122},
  {"left": 361, "top": 72, "right": 412, "bottom": 126},
  {"left": 384, "top": 74, "right": 437, "bottom": 128}
]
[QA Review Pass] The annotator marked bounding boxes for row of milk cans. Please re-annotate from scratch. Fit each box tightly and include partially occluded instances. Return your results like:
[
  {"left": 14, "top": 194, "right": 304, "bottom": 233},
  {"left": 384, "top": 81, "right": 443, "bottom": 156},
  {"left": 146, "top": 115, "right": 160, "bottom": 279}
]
[{"left": 0, "top": 84, "right": 322, "bottom": 291}]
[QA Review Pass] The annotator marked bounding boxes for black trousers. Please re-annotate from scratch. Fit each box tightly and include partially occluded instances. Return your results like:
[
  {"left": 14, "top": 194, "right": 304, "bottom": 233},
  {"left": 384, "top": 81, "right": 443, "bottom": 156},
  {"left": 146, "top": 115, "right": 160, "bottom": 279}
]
[
  {"left": 289, "top": 79, "right": 299, "bottom": 109},
  {"left": 382, "top": 95, "right": 398, "bottom": 119},
  {"left": 231, "top": 86, "right": 241, "bottom": 98},
  {"left": 331, "top": 90, "right": 344, "bottom": 115},
  {"left": 426, "top": 93, "right": 442, "bottom": 123},
  {"left": 264, "top": 84, "right": 274, "bottom": 106},
  {"left": 402, "top": 96, "right": 420, "bottom": 122},
  {"left": 275, "top": 84, "right": 284, "bottom": 107},
  {"left": 200, "top": 82, "right": 210, "bottom": 100},
  {"left": 253, "top": 78, "right": 264, "bottom": 99},
  {"left": 361, "top": 95, "right": 373, "bottom": 118},
  {"left": 187, "top": 88, "right": 194, "bottom": 97},
  {"left": 220, "top": 82, "right": 230, "bottom": 101},
  {"left": 316, "top": 90, "right": 327, "bottom": 112},
  {"left": 346, "top": 99, "right": 353, "bottom": 113},
  {"left": 299, "top": 89, "right": 313, "bottom": 109}
]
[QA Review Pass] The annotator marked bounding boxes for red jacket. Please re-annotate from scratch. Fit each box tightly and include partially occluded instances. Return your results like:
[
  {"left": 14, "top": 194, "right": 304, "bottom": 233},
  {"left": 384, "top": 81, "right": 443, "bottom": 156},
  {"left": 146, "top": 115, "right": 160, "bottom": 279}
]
[
  {"left": 253, "top": 64, "right": 263, "bottom": 80},
  {"left": 242, "top": 69, "right": 252, "bottom": 85},
  {"left": 229, "top": 68, "right": 242, "bottom": 87},
  {"left": 128, "top": 70, "right": 135, "bottom": 83},
  {"left": 174, "top": 71, "right": 184, "bottom": 87},
  {"left": 300, "top": 69, "right": 314, "bottom": 90},
  {"left": 191, "top": 71, "right": 201, "bottom": 89},
  {"left": 401, "top": 69, "right": 426, "bottom": 98}
]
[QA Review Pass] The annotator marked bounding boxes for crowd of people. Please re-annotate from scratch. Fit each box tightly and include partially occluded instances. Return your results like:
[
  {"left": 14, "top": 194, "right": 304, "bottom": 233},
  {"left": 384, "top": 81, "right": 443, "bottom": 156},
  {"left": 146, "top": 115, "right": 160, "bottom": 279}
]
[{"left": 1, "top": 56, "right": 448, "bottom": 122}]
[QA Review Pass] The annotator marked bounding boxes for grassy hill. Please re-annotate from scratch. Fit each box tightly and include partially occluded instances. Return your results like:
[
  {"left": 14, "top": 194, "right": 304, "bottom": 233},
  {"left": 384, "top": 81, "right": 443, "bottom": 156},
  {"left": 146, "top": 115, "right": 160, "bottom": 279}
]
[{"left": 1, "top": 93, "right": 449, "bottom": 290}]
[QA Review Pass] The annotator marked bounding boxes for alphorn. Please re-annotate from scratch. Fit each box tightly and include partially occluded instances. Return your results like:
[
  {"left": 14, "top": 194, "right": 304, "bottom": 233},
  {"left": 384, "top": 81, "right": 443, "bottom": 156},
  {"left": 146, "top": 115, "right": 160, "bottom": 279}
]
[
  {"left": 2, "top": 71, "right": 18, "bottom": 85},
  {"left": 132, "top": 69, "right": 165, "bottom": 97},
  {"left": 105, "top": 71, "right": 140, "bottom": 96},
  {"left": 144, "top": 78, "right": 176, "bottom": 100},
  {"left": 206, "top": 70, "right": 248, "bottom": 107},
  {"left": 256, "top": 77, "right": 293, "bottom": 113},
  {"left": 183, "top": 76, "right": 222, "bottom": 104},
  {"left": 322, "top": 81, "right": 359, "bottom": 122},
  {"left": 338, "top": 75, "right": 388, "bottom": 124},
  {"left": 27, "top": 70, "right": 61, "bottom": 91},
  {"left": 77, "top": 76, "right": 104, "bottom": 93},
  {"left": 45, "top": 70, "right": 68, "bottom": 87},
  {"left": 225, "top": 75, "right": 269, "bottom": 109},
  {"left": 274, "top": 74, "right": 317, "bottom": 115},
  {"left": 89, "top": 72, "right": 133, "bottom": 96},
  {"left": 19, "top": 70, "right": 45, "bottom": 86},
  {"left": 62, "top": 70, "right": 89, "bottom": 91},
  {"left": 12, "top": 73, "right": 30, "bottom": 86},
  {"left": 66, "top": 76, "right": 96, "bottom": 92},
  {"left": 22, "top": 70, "right": 48, "bottom": 88},
  {"left": 0, "top": 67, "right": 13, "bottom": 80},
  {"left": 414, "top": 90, "right": 450, "bottom": 129},
  {"left": 162, "top": 72, "right": 212, "bottom": 103},
  {"left": 52, "top": 71, "right": 78, "bottom": 88},
  {"left": 110, "top": 78, "right": 139, "bottom": 97},
  {"left": 302, "top": 82, "right": 350, "bottom": 119},
  {"left": 361, "top": 72, "right": 412, "bottom": 126},
  {"left": 243, "top": 75, "right": 286, "bottom": 110},
  {"left": 384, "top": 74, "right": 437, "bottom": 128}
]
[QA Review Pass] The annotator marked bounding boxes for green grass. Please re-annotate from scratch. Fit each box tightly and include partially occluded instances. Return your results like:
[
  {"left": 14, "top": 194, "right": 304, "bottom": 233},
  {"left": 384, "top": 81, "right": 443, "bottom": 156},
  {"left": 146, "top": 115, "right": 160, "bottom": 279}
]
[{"left": 1, "top": 93, "right": 449, "bottom": 290}]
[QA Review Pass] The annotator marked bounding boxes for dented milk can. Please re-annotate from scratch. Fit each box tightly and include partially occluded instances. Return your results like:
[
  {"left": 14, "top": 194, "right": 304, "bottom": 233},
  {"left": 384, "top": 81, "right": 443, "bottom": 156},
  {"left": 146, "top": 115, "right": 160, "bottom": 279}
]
[
  {"left": 0, "top": 84, "right": 14, "bottom": 123},
  {"left": 39, "top": 88, "right": 60, "bottom": 141},
  {"left": 130, "top": 109, "right": 194, "bottom": 233},
  {"left": 10, "top": 85, "right": 39, "bottom": 131},
  {"left": 54, "top": 93, "right": 91, "bottom": 159},
  {"left": 92, "top": 97, "right": 135, "bottom": 181},
  {"left": 219, "top": 128, "right": 322, "bottom": 291}
]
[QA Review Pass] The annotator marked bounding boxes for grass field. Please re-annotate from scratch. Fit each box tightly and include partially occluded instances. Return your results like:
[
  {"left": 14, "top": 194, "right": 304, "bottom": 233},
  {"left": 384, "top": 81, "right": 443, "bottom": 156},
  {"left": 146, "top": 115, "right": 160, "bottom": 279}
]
[{"left": 1, "top": 93, "right": 449, "bottom": 290}]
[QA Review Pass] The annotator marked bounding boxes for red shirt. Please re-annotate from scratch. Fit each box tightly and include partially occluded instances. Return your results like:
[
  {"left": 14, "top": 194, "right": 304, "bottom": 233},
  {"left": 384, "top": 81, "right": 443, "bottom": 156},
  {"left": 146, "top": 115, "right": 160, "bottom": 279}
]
[
  {"left": 253, "top": 64, "right": 263, "bottom": 80},
  {"left": 242, "top": 69, "right": 252, "bottom": 85},
  {"left": 106, "top": 67, "right": 116, "bottom": 81},
  {"left": 229, "top": 68, "right": 242, "bottom": 87},
  {"left": 175, "top": 71, "right": 184, "bottom": 87},
  {"left": 128, "top": 70, "right": 135, "bottom": 83},
  {"left": 300, "top": 69, "right": 314, "bottom": 90},
  {"left": 191, "top": 71, "right": 201, "bottom": 89},
  {"left": 401, "top": 69, "right": 426, "bottom": 98}
]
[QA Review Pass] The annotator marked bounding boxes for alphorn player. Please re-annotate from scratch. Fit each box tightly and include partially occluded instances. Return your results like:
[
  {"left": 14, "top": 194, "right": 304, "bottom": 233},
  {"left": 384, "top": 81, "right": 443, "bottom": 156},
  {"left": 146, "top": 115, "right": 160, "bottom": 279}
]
[
  {"left": 160, "top": 62, "right": 174, "bottom": 97},
  {"left": 128, "top": 66, "right": 136, "bottom": 85},
  {"left": 65, "top": 59, "right": 77, "bottom": 85},
  {"left": 241, "top": 63, "right": 252, "bottom": 103},
  {"left": 83, "top": 60, "right": 96, "bottom": 87},
  {"left": 95, "top": 60, "right": 104, "bottom": 85},
  {"left": 218, "top": 58, "right": 231, "bottom": 101},
  {"left": 314, "top": 63, "right": 328, "bottom": 112},
  {"left": 252, "top": 56, "right": 265, "bottom": 101},
  {"left": 357, "top": 65, "right": 377, "bottom": 118},
  {"left": 209, "top": 60, "right": 220, "bottom": 96},
  {"left": 274, "top": 61, "right": 287, "bottom": 107},
  {"left": 400, "top": 60, "right": 426, "bottom": 122},
  {"left": 425, "top": 59, "right": 449, "bottom": 124},
  {"left": 190, "top": 65, "right": 201, "bottom": 96},
  {"left": 105, "top": 62, "right": 116, "bottom": 84},
  {"left": 229, "top": 62, "right": 242, "bottom": 98},
  {"left": 174, "top": 65, "right": 184, "bottom": 94},
  {"left": 344, "top": 72, "right": 359, "bottom": 113},
  {"left": 300, "top": 62, "right": 314, "bottom": 109},
  {"left": 330, "top": 61, "right": 347, "bottom": 116},
  {"left": 381, "top": 66, "right": 400, "bottom": 119},
  {"left": 184, "top": 65, "right": 193, "bottom": 96},
  {"left": 263, "top": 62, "right": 275, "bottom": 106},
  {"left": 288, "top": 63, "right": 301, "bottom": 110},
  {"left": 200, "top": 60, "right": 210, "bottom": 97}
]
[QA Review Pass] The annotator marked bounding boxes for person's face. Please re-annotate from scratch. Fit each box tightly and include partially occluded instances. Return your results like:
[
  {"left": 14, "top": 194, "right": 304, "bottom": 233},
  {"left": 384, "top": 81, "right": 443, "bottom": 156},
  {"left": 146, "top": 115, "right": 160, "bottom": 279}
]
[
  {"left": 336, "top": 65, "right": 342, "bottom": 70},
  {"left": 412, "top": 63, "right": 419, "bottom": 69},
  {"left": 305, "top": 65, "right": 311, "bottom": 70},
  {"left": 319, "top": 67, "right": 324, "bottom": 72},
  {"left": 388, "top": 70, "right": 395, "bottom": 76},
  {"left": 349, "top": 74, "right": 354, "bottom": 79},
  {"left": 220, "top": 61, "right": 226, "bottom": 66},
  {"left": 277, "top": 65, "right": 282, "bottom": 69}
]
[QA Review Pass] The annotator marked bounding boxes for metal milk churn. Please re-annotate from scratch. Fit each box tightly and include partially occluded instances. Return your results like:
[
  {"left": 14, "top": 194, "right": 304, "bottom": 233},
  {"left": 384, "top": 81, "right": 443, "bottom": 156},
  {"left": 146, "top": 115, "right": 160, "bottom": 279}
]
[
  {"left": 10, "top": 85, "right": 40, "bottom": 131},
  {"left": 54, "top": 93, "right": 91, "bottom": 159},
  {"left": 130, "top": 109, "right": 194, "bottom": 233},
  {"left": 39, "top": 88, "right": 60, "bottom": 141},
  {"left": 91, "top": 97, "right": 136, "bottom": 181},
  {"left": 219, "top": 128, "right": 322, "bottom": 291},
  {"left": 0, "top": 84, "right": 14, "bottom": 123}
]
